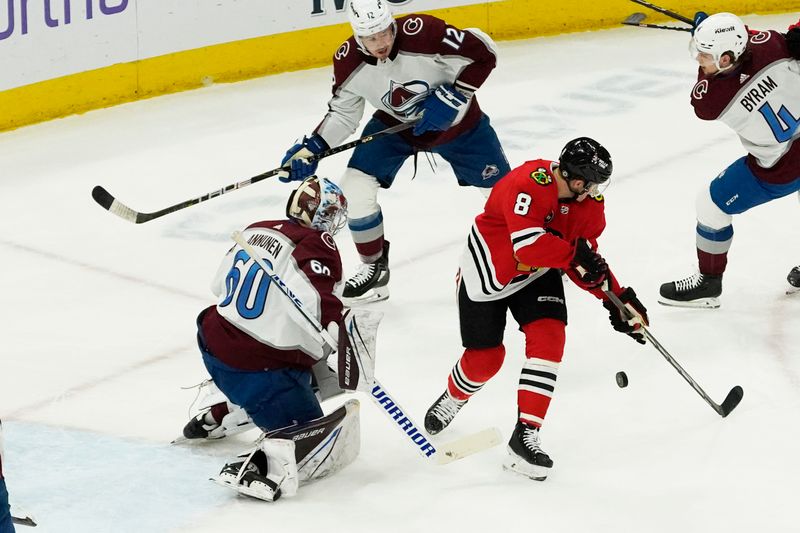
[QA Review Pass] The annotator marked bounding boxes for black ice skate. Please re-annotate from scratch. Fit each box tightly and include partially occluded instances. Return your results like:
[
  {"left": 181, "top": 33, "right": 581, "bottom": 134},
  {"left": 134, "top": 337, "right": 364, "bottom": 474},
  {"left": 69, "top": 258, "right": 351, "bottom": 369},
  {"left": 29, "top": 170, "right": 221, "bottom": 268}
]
[
  {"left": 181, "top": 411, "right": 223, "bottom": 440},
  {"left": 658, "top": 272, "right": 722, "bottom": 309},
  {"left": 787, "top": 266, "right": 800, "bottom": 294},
  {"left": 503, "top": 421, "right": 553, "bottom": 481},
  {"left": 215, "top": 451, "right": 283, "bottom": 502},
  {"left": 342, "top": 241, "right": 390, "bottom": 305},
  {"left": 424, "top": 391, "right": 467, "bottom": 435}
]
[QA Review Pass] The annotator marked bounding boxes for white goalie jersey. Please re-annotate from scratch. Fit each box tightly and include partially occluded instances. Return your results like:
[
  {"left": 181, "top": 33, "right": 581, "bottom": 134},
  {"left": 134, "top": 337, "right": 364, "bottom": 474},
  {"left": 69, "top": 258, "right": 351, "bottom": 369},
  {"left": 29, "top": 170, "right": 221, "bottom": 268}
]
[{"left": 200, "top": 220, "right": 344, "bottom": 371}]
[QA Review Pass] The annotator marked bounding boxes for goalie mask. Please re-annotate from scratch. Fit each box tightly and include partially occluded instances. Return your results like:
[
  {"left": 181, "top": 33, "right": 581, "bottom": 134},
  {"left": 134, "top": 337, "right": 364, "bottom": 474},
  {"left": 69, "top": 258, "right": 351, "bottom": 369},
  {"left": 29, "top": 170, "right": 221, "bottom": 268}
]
[
  {"left": 689, "top": 13, "right": 748, "bottom": 71},
  {"left": 286, "top": 176, "right": 348, "bottom": 235},
  {"left": 559, "top": 137, "right": 612, "bottom": 198}
]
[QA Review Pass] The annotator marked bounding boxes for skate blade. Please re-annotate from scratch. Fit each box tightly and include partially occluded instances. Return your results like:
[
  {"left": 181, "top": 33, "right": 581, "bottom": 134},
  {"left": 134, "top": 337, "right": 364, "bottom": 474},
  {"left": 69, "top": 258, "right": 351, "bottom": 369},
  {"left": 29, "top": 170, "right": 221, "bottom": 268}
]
[
  {"left": 341, "top": 286, "right": 389, "bottom": 306},
  {"left": 210, "top": 476, "right": 279, "bottom": 502},
  {"left": 502, "top": 456, "right": 549, "bottom": 481},
  {"left": 786, "top": 286, "right": 800, "bottom": 295},
  {"left": 657, "top": 296, "right": 720, "bottom": 309}
]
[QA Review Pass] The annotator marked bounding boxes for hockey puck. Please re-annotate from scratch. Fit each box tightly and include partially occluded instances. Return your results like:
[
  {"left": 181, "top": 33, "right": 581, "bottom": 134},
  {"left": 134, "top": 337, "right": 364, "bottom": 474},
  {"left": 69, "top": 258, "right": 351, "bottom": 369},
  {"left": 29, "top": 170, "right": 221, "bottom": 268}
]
[{"left": 615, "top": 371, "right": 629, "bottom": 388}]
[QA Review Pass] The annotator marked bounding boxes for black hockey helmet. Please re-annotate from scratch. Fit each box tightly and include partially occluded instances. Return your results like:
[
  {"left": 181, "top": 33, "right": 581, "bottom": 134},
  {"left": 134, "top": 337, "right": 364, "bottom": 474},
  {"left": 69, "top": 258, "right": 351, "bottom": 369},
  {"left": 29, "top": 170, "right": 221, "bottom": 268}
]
[{"left": 559, "top": 137, "right": 612, "bottom": 186}]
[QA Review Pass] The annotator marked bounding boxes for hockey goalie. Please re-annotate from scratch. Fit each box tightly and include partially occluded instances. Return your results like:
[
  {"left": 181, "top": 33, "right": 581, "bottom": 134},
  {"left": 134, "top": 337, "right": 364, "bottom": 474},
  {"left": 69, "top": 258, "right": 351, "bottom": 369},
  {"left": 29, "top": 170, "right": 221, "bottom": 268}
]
[{"left": 177, "top": 175, "right": 381, "bottom": 501}]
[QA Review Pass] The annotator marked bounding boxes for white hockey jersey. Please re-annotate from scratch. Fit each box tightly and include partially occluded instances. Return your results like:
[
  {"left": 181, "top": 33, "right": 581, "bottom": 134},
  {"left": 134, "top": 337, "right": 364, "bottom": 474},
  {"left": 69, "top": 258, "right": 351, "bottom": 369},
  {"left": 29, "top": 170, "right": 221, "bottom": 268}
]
[
  {"left": 315, "top": 14, "right": 499, "bottom": 149},
  {"left": 200, "top": 221, "right": 343, "bottom": 371},
  {"left": 691, "top": 30, "right": 800, "bottom": 184}
]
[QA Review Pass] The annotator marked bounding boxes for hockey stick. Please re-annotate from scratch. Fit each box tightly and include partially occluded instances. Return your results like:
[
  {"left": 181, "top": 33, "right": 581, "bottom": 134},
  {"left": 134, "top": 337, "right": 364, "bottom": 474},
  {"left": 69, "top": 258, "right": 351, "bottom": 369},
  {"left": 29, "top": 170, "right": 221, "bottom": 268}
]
[
  {"left": 231, "top": 231, "right": 502, "bottom": 464},
  {"left": 12, "top": 516, "right": 37, "bottom": 527},
  {"left": 605, "top": 290, "right": 743, "bottom": 417},
  {"left": 622, "top": 12, "right": 692, "bottom": 32},
  {"left": 91, "top": 121, "right": 413, "bottom": 224},
  {"left": 628, "top": 0, "right": 693, "bottom": 25}
]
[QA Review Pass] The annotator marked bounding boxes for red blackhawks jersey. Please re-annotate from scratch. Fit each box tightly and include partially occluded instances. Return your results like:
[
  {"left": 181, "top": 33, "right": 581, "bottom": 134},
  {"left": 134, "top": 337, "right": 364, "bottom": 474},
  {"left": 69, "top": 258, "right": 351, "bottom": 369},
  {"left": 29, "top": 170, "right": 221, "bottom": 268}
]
[
  {"left": 691, "top": 30, "right": 800, "bottom": 184},
  {"left": 316, "top": 14, "right": 498, "bottom": 150},
  {"left": 200, "top": 220, "right": 343, "bottom": 371},
  {"left": 459, "top": 160, "right": 621, "bottom": 302}
]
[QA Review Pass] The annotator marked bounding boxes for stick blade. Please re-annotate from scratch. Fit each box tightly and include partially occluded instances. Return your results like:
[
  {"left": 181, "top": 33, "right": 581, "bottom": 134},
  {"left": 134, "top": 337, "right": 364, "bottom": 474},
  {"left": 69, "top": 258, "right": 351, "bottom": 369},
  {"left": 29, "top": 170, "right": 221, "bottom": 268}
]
[
  {"left": 91, "top": 185, "right": 115, "bottom": 210},
  {"left": 91, "top": 185, "right": 142, "bottom": 223},
  {"left": 719, "top": 386, "right": 744, "bottom": 417},
  {"left": 624, "top": 12, "right": 647, "bottom": 24},
  {"left": 434, "top": 427, "right": 503, "bottom": 465}
]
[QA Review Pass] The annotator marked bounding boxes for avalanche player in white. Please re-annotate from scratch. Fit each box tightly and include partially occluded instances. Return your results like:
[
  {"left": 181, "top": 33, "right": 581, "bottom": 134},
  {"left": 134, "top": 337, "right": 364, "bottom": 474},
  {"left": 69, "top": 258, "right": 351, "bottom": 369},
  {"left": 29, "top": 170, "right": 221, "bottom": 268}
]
[
  {"left": 180, "top": 176, "right": 380, "bottom": 502},
  {"left": 660, "top": 13, "right": 800, "bottom": 307},
  {"left": 278, "top": 0, "right": 510, "bottom": 304}
]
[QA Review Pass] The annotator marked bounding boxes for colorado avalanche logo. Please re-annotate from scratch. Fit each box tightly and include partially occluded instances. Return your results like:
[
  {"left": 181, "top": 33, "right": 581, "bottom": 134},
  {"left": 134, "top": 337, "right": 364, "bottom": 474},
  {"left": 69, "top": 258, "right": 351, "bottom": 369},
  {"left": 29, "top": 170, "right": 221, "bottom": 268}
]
[
  {"left": 749, "top": 31, "right": 771, "bottom": 45},
  {"left": 692, "top": 79, "right": 709, "bottom": 100},
  {"left": 403, "top": 17, "right": 424, "bottom": 36},
  {"left": 381, "top": 80, "right": 431, "bottom": 118},
  {"left": 482, "top": 165, "right": 500, "bottom": 180},
  {"left": 335, "top": 42, "right": 350, "bottom": 60}
]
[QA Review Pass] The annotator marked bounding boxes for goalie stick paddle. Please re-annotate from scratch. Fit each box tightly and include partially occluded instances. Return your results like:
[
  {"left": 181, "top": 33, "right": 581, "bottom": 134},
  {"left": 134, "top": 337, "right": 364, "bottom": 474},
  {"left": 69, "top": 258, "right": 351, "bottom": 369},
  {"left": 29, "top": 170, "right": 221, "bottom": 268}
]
[
  {"left": 605, "top": 290, "right": 743, "bottom": 417},
  {"left": 628, "top": 0, "right": 694, "bottom": 25},
  {"left": 91, "top": 121, "right": 413, "bottom": 224},
  {"left": 231, "top": 231, "right": 502, "bottom": 463},
  {"left": 622, "top": 12, "right": 692, "bottom": 32}
]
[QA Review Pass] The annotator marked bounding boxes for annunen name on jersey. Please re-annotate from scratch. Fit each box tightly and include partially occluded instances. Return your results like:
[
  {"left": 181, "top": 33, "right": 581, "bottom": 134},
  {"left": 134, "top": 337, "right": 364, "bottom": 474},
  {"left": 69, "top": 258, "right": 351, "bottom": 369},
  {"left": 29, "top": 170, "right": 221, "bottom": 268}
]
[
  {"left": 740, "top": 75, "right": 778, "bottom": 112},
  {"left": 247, "top": 233, "right": 284, "bottom": 258}
]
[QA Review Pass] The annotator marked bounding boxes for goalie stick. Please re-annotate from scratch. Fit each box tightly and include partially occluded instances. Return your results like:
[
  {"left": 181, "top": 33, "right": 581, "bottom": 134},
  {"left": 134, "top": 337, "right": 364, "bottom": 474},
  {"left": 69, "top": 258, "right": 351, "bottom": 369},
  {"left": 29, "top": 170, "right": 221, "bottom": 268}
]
[
  {"left": 622, "top": 12, "right": 691, "bottom": 32},
  {"left": 91, "top": 121, "right": 413, "bottom": 224},
  {"left": 604, "top": 290, "right": 743, "bottom": 417},
  {"left": 231, "top": 230, "right": 502, "bottom": 464}
]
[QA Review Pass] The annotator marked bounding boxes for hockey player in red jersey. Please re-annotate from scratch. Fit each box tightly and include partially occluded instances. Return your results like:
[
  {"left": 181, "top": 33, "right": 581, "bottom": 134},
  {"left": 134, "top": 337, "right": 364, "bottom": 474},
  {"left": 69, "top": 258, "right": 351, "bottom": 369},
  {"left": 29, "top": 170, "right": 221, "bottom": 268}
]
[
  {"left": 179, "top": 176, "right": 381, "bottom": 502},
  {"left": 278, "top": 0, "right": 510, "bottom": 305},
  {"left": 659, "top": 13, "right": 800, "bottom": 307},
  {"left": 424, "top": 138, "right": 648, "bottom": 481}
]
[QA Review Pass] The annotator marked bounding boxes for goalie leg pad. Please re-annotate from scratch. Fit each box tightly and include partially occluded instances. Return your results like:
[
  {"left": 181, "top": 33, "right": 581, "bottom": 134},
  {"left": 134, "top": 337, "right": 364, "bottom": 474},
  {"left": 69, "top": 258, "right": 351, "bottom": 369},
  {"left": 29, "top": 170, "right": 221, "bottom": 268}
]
[
  {"left": 214, "top": 439, "right": 297, "bottom": 502},
  {"left": 338, "top": 309, "right": 383, "bottom": 392},
  {"left": 272, "top": 399, "right": 361, "bottom": 484}
]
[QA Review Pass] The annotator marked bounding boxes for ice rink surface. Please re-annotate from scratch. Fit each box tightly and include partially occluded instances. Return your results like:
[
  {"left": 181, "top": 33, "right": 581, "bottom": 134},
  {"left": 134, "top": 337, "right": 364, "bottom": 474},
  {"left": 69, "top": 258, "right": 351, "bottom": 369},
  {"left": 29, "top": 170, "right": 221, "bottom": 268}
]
[{"left": 2, "top": 12, "right": 799, "bottom": 532}]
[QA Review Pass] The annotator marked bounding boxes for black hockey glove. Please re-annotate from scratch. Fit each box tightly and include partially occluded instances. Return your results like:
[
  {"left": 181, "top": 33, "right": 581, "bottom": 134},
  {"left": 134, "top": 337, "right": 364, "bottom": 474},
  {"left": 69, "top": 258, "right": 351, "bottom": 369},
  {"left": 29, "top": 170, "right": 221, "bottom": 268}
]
[
  {"left": 787, "top": 25, "right": 800, "bottom": 59},
  {"left": 602, "top": 287, "right": 649, "bottom": 345},
  {"left": 571, "top": 238, "right": 608, "bottom": 288}
]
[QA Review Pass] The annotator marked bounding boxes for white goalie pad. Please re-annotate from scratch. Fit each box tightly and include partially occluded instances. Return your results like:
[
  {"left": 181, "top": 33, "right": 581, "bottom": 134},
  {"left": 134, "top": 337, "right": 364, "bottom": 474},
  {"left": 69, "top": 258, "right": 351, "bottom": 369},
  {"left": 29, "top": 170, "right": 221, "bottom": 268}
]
[
  {"left": 338, "top": 309, "right": 383, "bottom": 392},
  {"left": 275, "top": 398, "right": 361, "bottom": 485},
  {"left": 213, "top": 438, "right": 297, "bottom": 502},
  {"left": 212, "top": 400, "right": 360, "bottom": 502}
]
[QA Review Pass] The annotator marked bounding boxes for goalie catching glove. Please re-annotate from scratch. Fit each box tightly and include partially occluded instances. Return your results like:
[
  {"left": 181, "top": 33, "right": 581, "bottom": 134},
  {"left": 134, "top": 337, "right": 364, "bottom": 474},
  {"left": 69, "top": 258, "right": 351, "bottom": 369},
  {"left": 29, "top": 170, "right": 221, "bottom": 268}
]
[{"left": 602, "top": 287, "right": 649, "bottom": 345}]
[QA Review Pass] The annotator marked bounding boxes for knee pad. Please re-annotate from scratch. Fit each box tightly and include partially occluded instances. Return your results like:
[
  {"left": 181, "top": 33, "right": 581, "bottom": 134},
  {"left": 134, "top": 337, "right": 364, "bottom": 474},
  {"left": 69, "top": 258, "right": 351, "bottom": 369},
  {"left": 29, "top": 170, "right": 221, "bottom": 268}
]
[
  {"left": 696, "top": 185, "right": 732, "bottom": 230},
  {"left": 460, "top": 345, "right": 506, "bottom": 382},
  {"left": 522, "top": 319, "right": 565, "bottom": 363},
  {"left": 340, "top": 168, "right": 381, "bottom": 220}
]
